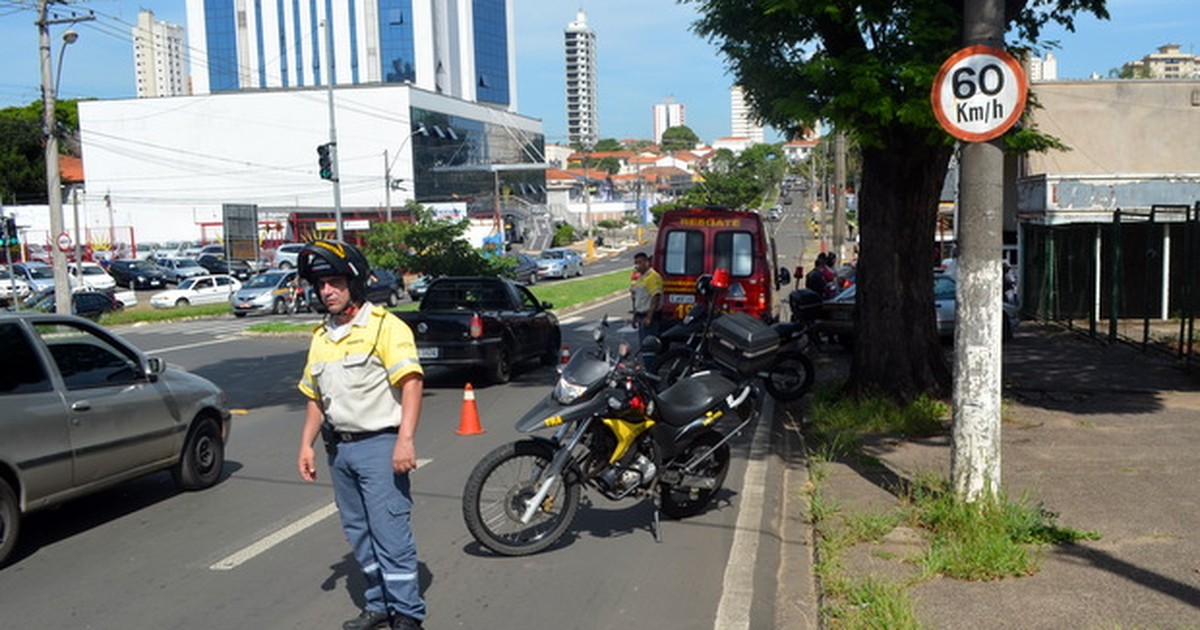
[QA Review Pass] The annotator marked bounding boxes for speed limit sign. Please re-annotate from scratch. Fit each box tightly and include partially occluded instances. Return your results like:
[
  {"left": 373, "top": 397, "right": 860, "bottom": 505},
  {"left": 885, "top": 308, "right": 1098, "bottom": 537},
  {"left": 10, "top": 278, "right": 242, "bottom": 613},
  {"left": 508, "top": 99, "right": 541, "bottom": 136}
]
[{"left": 931, "top": 45, "right": 1027, "bottom": 142}]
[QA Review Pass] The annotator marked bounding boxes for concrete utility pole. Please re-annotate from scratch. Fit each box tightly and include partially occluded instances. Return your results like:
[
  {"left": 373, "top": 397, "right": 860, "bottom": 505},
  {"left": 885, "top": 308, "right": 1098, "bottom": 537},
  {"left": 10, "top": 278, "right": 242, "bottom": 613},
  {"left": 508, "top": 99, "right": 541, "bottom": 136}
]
[
  {"left": 832, "top": 130, "right": 847, "bottom": 259},
  {"left": 322, "top": 19, "right": 343, "bottom": 241},
  {"left": 38, "top": 1, "right": 90, "bottom": 314},
  {"left": 952, "top": 0, "right": 1006, "bottom": 502}
]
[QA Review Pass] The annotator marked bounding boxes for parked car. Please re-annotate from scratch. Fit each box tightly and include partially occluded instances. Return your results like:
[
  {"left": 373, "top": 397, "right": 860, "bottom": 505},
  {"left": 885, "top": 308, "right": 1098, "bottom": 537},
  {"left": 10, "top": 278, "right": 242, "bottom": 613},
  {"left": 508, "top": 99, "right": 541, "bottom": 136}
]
[
  {"left": 272, "top": 243, "right": 306, "bottom": 269},
  {"left": 536, "top": 248, "right": 584, "bottom": 279},
  {"left": 307, "top": 268, "right": 405, "bottom": 312},
  {"left": 156, "top": 257, "right": 208, "bottom": 284},
  {"left": 69, "top": 262, "right": 117, "bottom": 291},
  {"left": 230, "top": 270, "right": 299, "bottom": 317},
  {"left": 0, "top": 269, "right": 31, "bottom": 304},
  {"left": 150, "top": 274, "right": 242, "bottom": 308},
  {"left": 814, "top": 273, "right": 1018, "bottom": 346},
  {"left": 21, "top": 288, "right": 121, "bottom": 321},
  {"left": 503, "top": 253, "right": 540, "bottom": 285},
  {"left": 11, "top": 262, "right": 58, "bottom": 293},
  {"left": 408, "top": 275, "right": 436, "bottom": 301},
  {"left": 0, "top": 312, "right": 231, "bottom": 567},
  {"left": 107, "top": 259, "right": 170, "bottom": 290},
  {"left": 196, "top": 254, "right": 255, "bottom": 282}
]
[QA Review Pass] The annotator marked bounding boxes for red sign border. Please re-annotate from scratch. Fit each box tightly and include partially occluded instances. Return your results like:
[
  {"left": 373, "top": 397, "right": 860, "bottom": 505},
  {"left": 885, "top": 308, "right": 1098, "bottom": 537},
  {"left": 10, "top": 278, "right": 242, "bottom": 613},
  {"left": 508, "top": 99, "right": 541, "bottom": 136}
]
[{"left": 931, "top": 45, "right": 1028, "bottom": 143}]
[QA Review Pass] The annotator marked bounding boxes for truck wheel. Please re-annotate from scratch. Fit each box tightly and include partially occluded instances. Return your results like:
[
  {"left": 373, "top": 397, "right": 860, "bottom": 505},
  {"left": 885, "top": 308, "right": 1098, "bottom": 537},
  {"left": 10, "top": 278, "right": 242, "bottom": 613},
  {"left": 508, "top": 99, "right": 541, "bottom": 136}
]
[{"left": 490, "top": 343, "right": 513, "bottom": 384}]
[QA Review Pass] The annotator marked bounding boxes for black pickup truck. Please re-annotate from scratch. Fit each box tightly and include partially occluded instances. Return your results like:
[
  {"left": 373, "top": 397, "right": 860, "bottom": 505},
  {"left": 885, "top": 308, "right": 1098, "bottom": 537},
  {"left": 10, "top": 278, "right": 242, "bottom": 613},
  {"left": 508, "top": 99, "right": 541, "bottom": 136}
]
[{"left": 396, "top": 276, "right": 561, "bottom": 384}]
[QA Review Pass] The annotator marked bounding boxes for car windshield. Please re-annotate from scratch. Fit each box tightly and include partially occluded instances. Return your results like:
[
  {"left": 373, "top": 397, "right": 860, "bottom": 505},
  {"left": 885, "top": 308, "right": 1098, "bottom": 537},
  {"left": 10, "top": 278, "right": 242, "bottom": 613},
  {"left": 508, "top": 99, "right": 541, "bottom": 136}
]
[
  {"left": 178, "top": 278, "right": 199, "bottom": 290},
  {"left": 540, "top": 251, "right": 565, "bottom": 260},
  {"left": 132, "top": 261, "right": 157, "bottom": 271},
  {"left": 245, "top": 273, "right": 285, "bottom": 288},
  {"left": 24, "top": 266, "right": 53, "bottom": 279},
  {"left": 178, "top": 259, "right": 203, "bottom": 269},
  {"left": 81, "top": 266, "right": 106, "bottom": 276}
]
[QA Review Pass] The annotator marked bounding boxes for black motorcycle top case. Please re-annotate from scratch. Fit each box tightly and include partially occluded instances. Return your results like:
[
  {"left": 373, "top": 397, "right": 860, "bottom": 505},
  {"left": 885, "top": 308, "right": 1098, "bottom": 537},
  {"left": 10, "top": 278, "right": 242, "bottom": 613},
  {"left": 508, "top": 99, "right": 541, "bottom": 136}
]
[{"left": 710, "top": 311, "right": 779, "bottom": 375}]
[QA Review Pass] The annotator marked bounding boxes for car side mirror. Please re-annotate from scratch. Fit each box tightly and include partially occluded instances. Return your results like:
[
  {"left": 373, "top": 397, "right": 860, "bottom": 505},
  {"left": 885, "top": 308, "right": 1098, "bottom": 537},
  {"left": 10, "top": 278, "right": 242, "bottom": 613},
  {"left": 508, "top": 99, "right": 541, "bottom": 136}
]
[
  {"left": 145, "top": 356, "right": 166, "bottom": 380},
  {"left": 541, "top": 301, "right": 554, "bottom": 310}
]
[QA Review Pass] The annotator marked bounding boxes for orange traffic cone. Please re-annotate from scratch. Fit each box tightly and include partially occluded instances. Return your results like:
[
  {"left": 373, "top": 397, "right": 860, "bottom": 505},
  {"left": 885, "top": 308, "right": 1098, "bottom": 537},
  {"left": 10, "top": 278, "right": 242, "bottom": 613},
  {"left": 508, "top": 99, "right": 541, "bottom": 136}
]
[
  {"left": 560, "top": 345, "right": 571, "bottom": 364},
  {"left": 455, "top": 383, "right": 485, "bottom": 436}
]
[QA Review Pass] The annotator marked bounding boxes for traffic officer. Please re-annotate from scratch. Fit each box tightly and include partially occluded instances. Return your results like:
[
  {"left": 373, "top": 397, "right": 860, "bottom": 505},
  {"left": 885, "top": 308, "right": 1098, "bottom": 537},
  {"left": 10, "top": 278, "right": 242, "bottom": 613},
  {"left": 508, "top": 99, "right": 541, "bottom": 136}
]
[{"left": 296, "top": 240, "right": 426, "bottom": 630}]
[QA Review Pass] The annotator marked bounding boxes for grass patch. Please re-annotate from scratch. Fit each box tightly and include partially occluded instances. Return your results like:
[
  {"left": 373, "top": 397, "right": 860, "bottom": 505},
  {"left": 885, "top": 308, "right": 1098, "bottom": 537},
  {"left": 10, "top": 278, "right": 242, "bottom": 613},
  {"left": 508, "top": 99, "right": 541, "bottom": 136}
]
[
  {"left": 530, "top": 269, "right": 629, "bottom": 312},
  {"left": 101, "top": 302, "right": 232, "bottom": 326},
  {"left": 806, "top": 389, "right": 947, "bottom": 459},
  {"left": 245, "top": 321, "right": 314, "bottom": 334},
  {"left": 827, "top": 576, "right": 922, "bottom": 630},
  {"left": 903, "top": 475, "right": 1100, "bottom": 581}
]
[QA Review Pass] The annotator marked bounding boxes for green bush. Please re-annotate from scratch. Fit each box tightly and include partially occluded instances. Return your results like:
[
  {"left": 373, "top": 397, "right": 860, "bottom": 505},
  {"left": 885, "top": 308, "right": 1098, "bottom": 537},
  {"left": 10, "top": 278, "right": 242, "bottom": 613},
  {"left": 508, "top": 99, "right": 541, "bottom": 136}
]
[{"left": 552, "top": 223, "right": 576, "bottom": 247}]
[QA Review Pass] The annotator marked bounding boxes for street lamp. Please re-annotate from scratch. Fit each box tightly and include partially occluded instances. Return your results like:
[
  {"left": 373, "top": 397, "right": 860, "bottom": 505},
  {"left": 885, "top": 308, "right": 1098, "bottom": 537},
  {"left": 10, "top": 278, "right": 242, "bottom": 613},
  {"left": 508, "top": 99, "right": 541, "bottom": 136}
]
[{"left": 39, "top": 4, "right": 82, "bottom": 314}]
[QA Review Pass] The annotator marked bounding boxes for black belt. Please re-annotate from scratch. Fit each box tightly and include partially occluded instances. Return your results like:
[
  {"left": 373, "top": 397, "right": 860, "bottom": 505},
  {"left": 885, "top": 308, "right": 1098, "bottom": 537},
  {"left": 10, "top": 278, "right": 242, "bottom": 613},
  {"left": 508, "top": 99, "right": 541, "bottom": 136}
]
[{"left": 324, "top": 425, "right": 398, "bottom": 444}]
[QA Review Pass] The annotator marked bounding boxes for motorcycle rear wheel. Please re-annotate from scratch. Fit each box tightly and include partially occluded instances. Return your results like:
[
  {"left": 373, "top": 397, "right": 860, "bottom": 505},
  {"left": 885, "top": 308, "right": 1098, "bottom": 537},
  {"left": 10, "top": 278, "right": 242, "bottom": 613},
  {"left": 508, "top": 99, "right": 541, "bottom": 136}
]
[
  {"left": 660, "top": 431, "right": 730, "bottom": 519},
  {"left": 762, "top": 350, "right": 815, "bottom": 402},
  {"left": 462, "top": 440, "right": 581, "bottom": 556}
]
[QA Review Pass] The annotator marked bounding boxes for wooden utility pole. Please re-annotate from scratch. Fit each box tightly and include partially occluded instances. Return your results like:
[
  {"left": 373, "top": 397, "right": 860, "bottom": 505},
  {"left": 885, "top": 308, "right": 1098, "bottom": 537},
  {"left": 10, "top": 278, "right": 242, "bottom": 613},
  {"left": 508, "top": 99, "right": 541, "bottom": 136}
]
[{"left": 952, "top": 0, "right": 1006, "bottom": 502}]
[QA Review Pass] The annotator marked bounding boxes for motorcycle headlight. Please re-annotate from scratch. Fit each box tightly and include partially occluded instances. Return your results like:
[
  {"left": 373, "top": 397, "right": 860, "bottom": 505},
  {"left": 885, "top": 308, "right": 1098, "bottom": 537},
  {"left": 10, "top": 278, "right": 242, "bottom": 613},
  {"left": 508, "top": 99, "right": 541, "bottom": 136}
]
[{"left": 553, "top": 377, "right": 589, "bottom": 404}]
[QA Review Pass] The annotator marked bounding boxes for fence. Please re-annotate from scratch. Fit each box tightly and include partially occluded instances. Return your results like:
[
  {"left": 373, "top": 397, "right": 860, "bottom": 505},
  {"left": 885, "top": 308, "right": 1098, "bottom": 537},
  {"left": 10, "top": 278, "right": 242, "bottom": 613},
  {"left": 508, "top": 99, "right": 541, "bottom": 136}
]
[{"left": 1022, "top": 203, "right": 1200, "bottom": 367}]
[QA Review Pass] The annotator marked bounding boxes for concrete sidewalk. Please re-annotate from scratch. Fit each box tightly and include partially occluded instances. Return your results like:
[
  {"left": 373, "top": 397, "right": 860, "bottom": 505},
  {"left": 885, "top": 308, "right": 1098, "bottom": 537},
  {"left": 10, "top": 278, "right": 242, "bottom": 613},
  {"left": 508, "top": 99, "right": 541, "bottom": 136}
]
[{"left": 790, "top": 323, "right": 1200, "bottom": 628}]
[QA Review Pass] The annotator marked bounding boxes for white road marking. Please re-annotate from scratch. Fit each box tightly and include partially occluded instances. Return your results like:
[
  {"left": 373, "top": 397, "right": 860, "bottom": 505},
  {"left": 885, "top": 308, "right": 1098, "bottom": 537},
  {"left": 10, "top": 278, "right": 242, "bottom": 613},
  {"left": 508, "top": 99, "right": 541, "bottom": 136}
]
[
  {"left": 714, "top": 400, "right": 773, "bottom": 630},
  {"left": 144, "top": 337, "right": 240, "bottom": 355},
  {"left": 209, "top": 458, "right": 433, "bottom": 571}
]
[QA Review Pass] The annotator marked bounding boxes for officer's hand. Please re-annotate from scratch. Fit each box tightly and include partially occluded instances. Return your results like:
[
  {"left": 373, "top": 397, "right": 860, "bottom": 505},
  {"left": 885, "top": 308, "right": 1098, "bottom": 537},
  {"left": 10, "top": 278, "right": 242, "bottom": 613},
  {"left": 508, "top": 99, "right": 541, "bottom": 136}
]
[
  {"left": 299, "top": 445, "right": 318, "bottom": 481},
  {"left": 393, "top": 437, "right": 418, "bottom": 473}
]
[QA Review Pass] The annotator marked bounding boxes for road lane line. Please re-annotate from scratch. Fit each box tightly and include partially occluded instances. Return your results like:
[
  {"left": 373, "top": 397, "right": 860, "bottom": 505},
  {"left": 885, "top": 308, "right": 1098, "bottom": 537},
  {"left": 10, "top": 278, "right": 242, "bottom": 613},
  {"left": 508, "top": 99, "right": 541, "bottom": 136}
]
[
  {"left": 209, "top": 458, "right": 433, "bottom": 571},
  {"left": 714, "top": 397, "right": 774, "bottom": 630},
  {"left": 145, "top": 337, "right": 240, "bottom": 355}
]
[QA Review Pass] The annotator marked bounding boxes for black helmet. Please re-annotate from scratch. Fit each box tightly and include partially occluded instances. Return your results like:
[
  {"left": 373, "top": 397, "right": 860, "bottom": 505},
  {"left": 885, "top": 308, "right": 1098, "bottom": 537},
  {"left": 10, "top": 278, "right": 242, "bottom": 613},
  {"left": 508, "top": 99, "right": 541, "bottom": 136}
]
[{"left": 297, "top": 240, "right": 370, "bottom": 302}]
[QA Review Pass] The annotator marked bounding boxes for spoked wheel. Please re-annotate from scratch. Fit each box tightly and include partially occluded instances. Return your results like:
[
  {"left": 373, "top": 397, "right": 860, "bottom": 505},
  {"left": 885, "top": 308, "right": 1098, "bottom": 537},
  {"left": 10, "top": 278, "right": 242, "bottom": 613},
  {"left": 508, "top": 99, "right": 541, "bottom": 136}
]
[
  {"left": 762, "top": 350, "right": 815, "bottom": 402},
  {"left": 462, "top": 440, "right": 581, "bottom": 556},
  {"left": 660, "top": 431, "right": 730, "bottom": 519}
]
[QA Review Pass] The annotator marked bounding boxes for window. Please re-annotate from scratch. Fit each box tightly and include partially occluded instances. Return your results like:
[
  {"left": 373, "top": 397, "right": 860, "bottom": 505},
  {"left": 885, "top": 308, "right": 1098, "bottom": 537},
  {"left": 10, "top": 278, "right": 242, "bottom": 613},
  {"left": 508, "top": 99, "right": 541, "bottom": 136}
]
[
  {"left": 713, "top": 232, "right": 754, "bottom": 277},
  {"left": 664, "top": 230, "right": 705, "bottom": 276},
  {"left": 33, "top": 323, "right": 141, "bottom": 390},
  {"left": 0, "top": 323, "right": 52, "bottom": 395}
]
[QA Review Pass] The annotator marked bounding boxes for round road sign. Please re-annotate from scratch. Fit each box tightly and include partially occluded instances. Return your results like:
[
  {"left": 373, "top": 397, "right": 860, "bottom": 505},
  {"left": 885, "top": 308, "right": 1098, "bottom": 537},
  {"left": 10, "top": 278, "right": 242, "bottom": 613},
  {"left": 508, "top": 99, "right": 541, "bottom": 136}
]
[
  {"left": 56, "top": 231, "right": 72, "bottom": 252},
  {"left": 931, "top": 45, "right": 1027, "bottom": 142}
]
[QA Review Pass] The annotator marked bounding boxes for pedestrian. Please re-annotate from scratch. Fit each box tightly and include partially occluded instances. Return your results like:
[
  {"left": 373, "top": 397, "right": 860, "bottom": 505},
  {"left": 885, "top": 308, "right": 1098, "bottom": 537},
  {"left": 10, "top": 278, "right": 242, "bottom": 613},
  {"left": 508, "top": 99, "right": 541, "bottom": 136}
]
[
  {"left": 805, "top": 254, "right": 830, "bottom": 296},
  {"left": 295, "top": 240, "right": 427, "bottom": 630},
  {"left": 630, "top": 251, "right": 663, "bottom": 359}
]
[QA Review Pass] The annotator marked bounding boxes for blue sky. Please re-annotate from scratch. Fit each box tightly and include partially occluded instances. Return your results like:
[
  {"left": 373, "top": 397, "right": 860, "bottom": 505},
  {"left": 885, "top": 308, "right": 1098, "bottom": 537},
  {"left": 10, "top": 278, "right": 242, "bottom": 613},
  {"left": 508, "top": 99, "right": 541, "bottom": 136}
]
[{"left": 0, "top": 0, "right": 1196, "bottom": 145}]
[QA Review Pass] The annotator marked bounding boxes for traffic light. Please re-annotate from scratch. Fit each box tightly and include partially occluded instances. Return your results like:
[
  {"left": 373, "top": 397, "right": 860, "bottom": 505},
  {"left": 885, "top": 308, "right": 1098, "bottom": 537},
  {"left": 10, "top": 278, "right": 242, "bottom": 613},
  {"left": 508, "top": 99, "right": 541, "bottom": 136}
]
[
  {"left": 0, "top": 216, "right": 16, "bottom": 246},
  {"left": 316, "top": 142, "right": 336, "bottom": 181}
]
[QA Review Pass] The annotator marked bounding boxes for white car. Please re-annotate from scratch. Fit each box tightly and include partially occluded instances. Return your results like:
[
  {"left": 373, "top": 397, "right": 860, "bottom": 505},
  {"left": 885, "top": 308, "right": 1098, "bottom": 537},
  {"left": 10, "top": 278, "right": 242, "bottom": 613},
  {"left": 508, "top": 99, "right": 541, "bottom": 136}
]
[
  {"left": 69, "top": 262, "right": 117, "bottom": 291},
  {"left": 536, "top": 248, "right": 584, "bottom": 279},
  {"left": 151, "top": 274, "right": 242, "bottom": 308},
  {"left": 272, "top": 243, "right": 306, "bottom": 269},
  {"left": 0, "top": 268, "right": 31, "bottom": 303}
]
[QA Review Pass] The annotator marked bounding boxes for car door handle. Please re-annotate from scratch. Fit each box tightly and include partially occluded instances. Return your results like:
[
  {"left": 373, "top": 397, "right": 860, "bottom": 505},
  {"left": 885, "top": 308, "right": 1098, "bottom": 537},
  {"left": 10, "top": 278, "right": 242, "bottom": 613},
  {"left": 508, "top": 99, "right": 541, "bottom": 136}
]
[{"left": 71, "top": 400, "right": 91, "bottom": 412}]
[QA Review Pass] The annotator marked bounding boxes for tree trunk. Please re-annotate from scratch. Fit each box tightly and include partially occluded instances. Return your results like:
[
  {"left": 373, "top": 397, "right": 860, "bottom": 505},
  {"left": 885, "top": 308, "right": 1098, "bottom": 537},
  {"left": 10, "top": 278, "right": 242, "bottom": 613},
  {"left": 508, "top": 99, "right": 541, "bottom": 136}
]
[{"left": 849, "top": 128, "right": 953, "bottom": 402}]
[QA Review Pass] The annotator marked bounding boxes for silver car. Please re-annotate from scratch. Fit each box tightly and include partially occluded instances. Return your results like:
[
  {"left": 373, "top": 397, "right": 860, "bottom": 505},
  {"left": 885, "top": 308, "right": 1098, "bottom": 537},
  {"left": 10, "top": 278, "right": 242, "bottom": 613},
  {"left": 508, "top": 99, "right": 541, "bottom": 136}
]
[{"left": 0, "top": 313, "right": 231, "bottom": 567}]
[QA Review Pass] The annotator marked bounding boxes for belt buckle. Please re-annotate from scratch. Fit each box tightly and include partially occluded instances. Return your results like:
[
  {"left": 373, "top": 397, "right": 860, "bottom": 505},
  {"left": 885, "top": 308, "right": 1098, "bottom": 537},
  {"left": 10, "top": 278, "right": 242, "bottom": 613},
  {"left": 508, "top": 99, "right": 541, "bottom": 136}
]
[{"left": 337, "top": 431, "right": 356, "bottom": 442}]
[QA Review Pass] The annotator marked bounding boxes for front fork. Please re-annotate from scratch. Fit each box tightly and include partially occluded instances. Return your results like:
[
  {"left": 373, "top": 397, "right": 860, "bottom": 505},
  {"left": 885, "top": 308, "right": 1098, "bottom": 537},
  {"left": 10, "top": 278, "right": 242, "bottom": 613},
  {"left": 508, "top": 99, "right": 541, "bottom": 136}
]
[{"left": 519, "top": 419, "right": 591, "bottom": 524}]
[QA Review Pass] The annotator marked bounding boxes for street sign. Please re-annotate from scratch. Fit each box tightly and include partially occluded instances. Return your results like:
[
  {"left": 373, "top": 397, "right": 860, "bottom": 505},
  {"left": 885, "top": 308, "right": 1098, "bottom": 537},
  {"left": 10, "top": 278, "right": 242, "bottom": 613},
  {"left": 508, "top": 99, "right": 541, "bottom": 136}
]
[
  {"left": 56, "top": 231, "right": 72, "bottom": 252},
  {"left": 931, "top": 45, "right": 1027, "bottom": 142}
]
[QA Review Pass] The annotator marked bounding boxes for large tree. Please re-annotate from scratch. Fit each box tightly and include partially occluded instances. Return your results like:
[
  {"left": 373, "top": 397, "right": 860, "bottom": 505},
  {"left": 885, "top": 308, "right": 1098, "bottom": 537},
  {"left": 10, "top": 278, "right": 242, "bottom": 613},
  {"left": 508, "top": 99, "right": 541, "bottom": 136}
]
[
  {"left": 0, "top": 99, "right": 80, "bottom": 205},
  {"left": 686, "top": 0, "right": 1107, "bottom": 401},
  {"left": 681, "top": 143, "right": 788, "bottom": 209},
  {"left": 660, "top": 125, "right": 701, "bottom": 151}
]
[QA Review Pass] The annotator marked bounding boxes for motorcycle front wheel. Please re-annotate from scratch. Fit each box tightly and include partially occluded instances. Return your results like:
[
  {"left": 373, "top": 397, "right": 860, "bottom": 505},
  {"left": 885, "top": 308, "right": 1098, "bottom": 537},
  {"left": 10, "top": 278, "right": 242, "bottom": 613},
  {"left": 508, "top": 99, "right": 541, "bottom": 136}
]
[
  {"left": 660, "top": 431, "right": 730, "bottom": 519},
  {"left": 762, "top": 350, "right": 815, "bottom": 402},
  {"left": 462, "top": 440, "right": 581, "bottom": 556}
]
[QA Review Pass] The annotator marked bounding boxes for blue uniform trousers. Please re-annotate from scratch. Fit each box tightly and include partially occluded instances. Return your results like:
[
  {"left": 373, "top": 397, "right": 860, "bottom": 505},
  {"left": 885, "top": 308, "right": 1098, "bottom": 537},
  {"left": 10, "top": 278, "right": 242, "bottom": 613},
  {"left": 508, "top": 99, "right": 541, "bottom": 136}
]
[{"left": 328, "top": 434, "right": 425, "bottom": 621}]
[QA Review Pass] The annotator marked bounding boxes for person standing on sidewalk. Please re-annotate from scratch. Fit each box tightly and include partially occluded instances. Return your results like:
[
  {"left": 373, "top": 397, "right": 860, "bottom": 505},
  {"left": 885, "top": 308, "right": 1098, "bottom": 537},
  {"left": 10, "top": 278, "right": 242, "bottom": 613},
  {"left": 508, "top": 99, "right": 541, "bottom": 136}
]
[{"left": 295, "top": 240, "right": 427, "bottom": 630}]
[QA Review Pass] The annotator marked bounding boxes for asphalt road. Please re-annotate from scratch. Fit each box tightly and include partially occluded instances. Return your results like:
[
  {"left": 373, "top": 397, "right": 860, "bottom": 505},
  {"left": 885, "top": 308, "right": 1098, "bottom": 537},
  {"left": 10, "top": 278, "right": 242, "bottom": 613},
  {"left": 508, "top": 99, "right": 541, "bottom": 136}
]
[{"left": 0, "top": 295, "right": 796, "bottom": 629}]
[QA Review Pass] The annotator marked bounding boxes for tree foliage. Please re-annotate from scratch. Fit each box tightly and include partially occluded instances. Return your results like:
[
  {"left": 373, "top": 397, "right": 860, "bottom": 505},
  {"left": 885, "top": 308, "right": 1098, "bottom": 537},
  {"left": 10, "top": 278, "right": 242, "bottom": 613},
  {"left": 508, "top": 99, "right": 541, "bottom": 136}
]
[
  {"left": 0, "top": 99, "right": 80, "bottom": 205},
  {"left": 685, "top": 0, "right": 1109, "bottom": 402},
  {"left": 593, "top": 138, "right": 625, "bottom": 152},
  {"left": 660, "top": 125, "right": 700, "bottom": 151},
  {"left": 681, "top": 143, "right": 788, "bottom": 209},
  {"left": 361, "top": 202, "right": 508, "bottom": 277}
]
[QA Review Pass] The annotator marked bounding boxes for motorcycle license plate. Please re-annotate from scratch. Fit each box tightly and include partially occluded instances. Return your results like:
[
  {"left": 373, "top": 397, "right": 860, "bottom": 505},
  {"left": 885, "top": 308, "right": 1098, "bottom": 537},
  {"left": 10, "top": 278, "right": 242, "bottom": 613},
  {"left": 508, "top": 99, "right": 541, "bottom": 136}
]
[{"left": 418, "top": 347, "right": 439, "bottom": 359}]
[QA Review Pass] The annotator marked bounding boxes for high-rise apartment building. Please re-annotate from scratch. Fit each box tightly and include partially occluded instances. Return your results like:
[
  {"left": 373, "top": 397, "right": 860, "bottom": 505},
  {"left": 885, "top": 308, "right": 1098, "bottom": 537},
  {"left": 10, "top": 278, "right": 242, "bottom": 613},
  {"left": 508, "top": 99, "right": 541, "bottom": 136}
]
[
  {"left": 564, "top": 10, "right": 598, "bottom": 147},
  {"left": 1026, "top": 53, "right": 1058, "bottom": 82},
  {"left": 653, "top": 99, "right": 685, "bottom": 144},
  {"left": 133, "top": 10, "right": 189, "bottom": 98},
  {"left": 730, "top": 85, "right": 764, "bottom": 144},
  {"left": 183, "top": 0, "right": 517, "bottom": 108}
]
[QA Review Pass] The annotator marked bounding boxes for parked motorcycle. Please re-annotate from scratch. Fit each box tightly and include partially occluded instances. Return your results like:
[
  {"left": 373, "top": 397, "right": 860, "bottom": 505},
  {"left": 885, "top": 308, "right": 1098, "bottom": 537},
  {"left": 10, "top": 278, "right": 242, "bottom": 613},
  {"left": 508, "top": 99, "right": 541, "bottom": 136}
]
[
  {"left": 657, "top": 271, "right": 815, "bottom": 401},
  {"left": 461, "top": 318, "right": 760, "bottom": 556}
]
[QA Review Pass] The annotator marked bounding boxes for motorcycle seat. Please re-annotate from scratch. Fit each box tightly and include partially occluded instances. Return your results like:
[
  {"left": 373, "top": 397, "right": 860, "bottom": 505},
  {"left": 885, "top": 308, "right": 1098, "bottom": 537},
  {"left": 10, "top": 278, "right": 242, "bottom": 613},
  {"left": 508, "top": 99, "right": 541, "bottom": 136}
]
[{"left": 655, "top": 372, "right": 739, "bottom": 426}]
